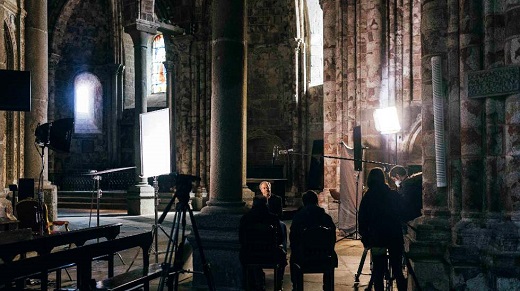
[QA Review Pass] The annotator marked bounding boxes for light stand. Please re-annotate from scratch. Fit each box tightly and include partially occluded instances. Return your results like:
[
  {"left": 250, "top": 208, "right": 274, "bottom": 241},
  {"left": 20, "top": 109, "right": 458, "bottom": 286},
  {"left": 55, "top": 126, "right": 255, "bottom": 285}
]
[
  {"left": 130, "top": 108, "right": 172, "bottom": 267},
  {"left": 149, "top": 175, "right": 172, "bottom": 264},
  {"left": 83, "top": 167, "right": 136, "bottom": 228},
  {"left": 34, "top": 117, "right": 75, "bottom": 235},
  {"left": 35, "top": 143, "right": 48, "bottom": 236}
]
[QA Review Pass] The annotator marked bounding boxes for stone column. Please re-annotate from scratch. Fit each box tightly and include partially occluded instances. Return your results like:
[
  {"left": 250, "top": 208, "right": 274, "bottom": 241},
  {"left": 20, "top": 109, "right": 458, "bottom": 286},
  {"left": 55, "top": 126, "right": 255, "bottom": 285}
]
[
  {"left": 241, "top": 5, "right": 254, "bottom": 206},
  {"left": 125, "top": 21, "right": 157, "bottom": 215},
  {"left": 322, "top": 0, "right": 339, "bottom": 192},
  {"left": 109, "top": 64, "right": 124, "bottom": 165},
  {"left": 24, "top": 0, "right": 49, "bottom": 180},
  {"left": 452, "top": 0, "right": 485, "bottom": 263},
  {"left": 189, "top": 0, "right": 247, "bottom": 289},
  {"left": 163, "top": 60, "right": 176, "bottom": 173},
  {"left": 405, "top": 1, "right": 452, "bottom": 290},
  {"left": 24, "top": 0, "right": 58, "bottom": 221}
]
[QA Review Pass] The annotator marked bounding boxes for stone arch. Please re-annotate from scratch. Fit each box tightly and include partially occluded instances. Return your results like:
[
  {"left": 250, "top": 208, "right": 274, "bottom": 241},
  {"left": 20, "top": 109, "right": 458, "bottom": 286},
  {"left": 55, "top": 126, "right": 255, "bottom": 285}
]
[
  {"left": 50, "top": 0, "right": 115, "bottom": 56},
  {"left": 247, "top": 129, "right": 287, "bottom": 177},
  {"left": 401, "top": 114, "right": 422, "bottom": 167}
]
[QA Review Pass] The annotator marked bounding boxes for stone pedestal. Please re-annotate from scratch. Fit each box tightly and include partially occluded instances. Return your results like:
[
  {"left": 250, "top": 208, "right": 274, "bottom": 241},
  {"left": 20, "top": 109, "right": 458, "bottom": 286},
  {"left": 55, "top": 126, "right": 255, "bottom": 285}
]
[
  {"left": 405, "top": 216, "right": 452, "bottom": 291},
  {"left": 127, "top": 182, "right": 154, "bottom": 215},
  {"left": 187, "top": 208, "right": 247, "bottom": 291},
  {"left": 450, "top": 218, "right": 520, "bottom": 290}
]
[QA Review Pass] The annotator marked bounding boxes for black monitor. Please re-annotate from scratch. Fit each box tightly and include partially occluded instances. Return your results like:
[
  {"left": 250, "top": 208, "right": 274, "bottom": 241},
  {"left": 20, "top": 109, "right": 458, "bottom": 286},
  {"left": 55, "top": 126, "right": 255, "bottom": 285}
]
[
  {"left": 0, "top": 70, "right": 31, "bottom": 112},
  {"left": 35, "top": 118, "right": 75, "bottom": 152}
]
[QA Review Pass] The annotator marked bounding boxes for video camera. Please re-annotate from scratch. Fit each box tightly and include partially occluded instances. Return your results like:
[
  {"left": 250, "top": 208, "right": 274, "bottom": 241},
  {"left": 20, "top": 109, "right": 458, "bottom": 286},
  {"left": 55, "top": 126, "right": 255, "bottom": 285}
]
[{"left": 173, "top": 174, "right": 201, "bottom": 203}]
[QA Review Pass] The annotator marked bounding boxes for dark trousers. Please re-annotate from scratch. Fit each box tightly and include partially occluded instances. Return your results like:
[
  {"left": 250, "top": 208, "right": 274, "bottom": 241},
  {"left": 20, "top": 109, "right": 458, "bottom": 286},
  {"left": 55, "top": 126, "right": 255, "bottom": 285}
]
[
  {"left": 371, "top": 246, "right": 406, "bottom": 291},
  {"left": 246, "top": 266, "right": 284, "bottom": 291}
]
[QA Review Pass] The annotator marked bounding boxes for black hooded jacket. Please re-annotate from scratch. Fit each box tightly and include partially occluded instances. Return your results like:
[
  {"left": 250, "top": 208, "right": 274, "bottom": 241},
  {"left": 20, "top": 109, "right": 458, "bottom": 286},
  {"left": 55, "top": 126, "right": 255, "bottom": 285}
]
[{"left": 358, "top": 184, "right": 403, "bottom": 248}]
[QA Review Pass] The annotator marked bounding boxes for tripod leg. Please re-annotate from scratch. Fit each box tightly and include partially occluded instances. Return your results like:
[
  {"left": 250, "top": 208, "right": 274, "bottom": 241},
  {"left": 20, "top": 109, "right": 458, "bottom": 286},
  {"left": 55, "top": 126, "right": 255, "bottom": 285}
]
[
  {"left": 355, "top": 248, "right": 369, "bottom": 282},
  {"left": 158, "top": 207, "right": 182, "bottom": 291},
  {"left": 404, "top": 253, "right": 421, "bottom": 291},
  {"left": 187, "top": 206, "right": 217, "bottom": 291},
  {"left": 171, "top": 208, "right": 189, "bottom": 291}
]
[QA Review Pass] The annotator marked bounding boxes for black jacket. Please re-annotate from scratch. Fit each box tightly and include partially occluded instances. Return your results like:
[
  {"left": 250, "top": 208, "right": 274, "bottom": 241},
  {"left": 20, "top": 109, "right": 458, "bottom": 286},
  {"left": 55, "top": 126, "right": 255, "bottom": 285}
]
[
  {"left": 398, "top": 172, "right": 422, "bottom": 222},
  {"left": 358, "top": 184, "right": 403, "bottom": 248},
  {"left": 289, "top": 204, "right": 337, "bottom": 264},
  {"left": 267, "top": 194, "right": 283, "bottom": 219},
  {"left": 238, "top": 205, "right": 285, "bottom": 264}
]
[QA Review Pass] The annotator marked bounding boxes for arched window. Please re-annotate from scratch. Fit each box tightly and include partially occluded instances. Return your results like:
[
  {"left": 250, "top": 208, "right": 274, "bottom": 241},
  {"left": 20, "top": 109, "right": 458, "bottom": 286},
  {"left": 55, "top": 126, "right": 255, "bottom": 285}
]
[
  {"left": 307, "top": 0, "right": 323, "bottom": 87},
  {"left": 74, "top": 72, "right": 103, "bottom": 134},
  {"left": 151, "top": 34, "right": 166, "bottom": 94}
]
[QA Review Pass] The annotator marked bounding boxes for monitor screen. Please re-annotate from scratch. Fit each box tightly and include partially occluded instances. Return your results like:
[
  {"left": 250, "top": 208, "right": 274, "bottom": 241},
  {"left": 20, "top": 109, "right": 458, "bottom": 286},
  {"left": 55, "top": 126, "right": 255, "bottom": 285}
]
[{"left": 0, "top": 70, "right": 31, "bottom": 112}]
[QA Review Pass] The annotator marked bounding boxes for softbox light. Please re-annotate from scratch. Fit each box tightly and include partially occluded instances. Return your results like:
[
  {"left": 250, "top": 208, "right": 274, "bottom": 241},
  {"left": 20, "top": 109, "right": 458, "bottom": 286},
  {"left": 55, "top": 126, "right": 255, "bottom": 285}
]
[
  {"left": 35, "top": 118, "right": 74, "bottom": 152},
  {"left": 140, "top": 108, "right": 171, "bottom": 178},
  {"left": 373, "top": 106, "right": 401, "bottom": 134}
]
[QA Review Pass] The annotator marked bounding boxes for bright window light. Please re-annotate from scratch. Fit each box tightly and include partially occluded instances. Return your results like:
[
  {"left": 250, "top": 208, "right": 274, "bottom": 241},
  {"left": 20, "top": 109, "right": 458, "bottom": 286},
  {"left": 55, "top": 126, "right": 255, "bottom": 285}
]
[
  {"left": 373, "top": 106, "right": 401, "bottom": 134},
  {"left": 75, "top": 85, "right": 90, "bottom": 115}
]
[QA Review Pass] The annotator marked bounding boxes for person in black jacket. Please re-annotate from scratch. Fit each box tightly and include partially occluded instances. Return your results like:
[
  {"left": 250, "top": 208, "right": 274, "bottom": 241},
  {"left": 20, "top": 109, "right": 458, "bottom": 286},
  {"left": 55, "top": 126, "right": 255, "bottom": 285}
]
[
  {"left": 239, "top": 195, "right": 286, "bottom": 290},
  {"left": 358, "top": 168, "right": 406, "bottom": 291},
  {"left": 259, "top": 181, "right": 283, "bottom": 219},
  {"left": 389, "top": 165, "right": 423, "bottom": 222},
  {"left": 259, "top": 181, "right": 287, "bottom": 250},
  {"left": 290, "top": 190, "right": 337, "bottom": 290}
]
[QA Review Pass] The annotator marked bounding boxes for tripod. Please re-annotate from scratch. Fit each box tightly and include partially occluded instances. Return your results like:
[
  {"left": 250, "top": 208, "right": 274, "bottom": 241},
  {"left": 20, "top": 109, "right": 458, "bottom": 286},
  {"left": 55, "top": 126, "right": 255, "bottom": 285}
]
[
  {"left": 354, "top": 247, "right": 421, "bottom": 291},
  {"left": 157, "top": 175, "right": 216, "bottom": 291}
]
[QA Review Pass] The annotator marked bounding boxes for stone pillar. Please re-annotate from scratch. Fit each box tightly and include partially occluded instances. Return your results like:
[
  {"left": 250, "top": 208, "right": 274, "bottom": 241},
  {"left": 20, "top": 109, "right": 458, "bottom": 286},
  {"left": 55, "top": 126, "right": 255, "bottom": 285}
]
[
  {"left": 125, "top": 21, "right": 157, "bottom": 215},
  {"left": 322, "top": 0, "right": 339, "bottom": 192},
  {"left": 241, "top": 8, "right": 254, "bottom": 206},
  {"left": 168, "top": 36, "right": 193, "bottom": 175},
  {"left": 189, "top": 0, "right": 247, "bottom": 289},
  {"left": 481, "top": 4, "right": 520, "bottom": 286},
  {"left": 109, "top": 64, "right": 124, "bottom": 165},
  {"left": 163, "top": 60, "right": 176, "bottom": 173},
  {"left": 24, "top": 0, "right": 49, "bottom": 180},
  {"left": 24, "top": 0, "right": 58, "bottom": 221},
  {"left": 405, "top": 1, "right": 452, "bottom": 290},
  {"left": 451, "top": 3, "right": 486, "bottom": 285}
]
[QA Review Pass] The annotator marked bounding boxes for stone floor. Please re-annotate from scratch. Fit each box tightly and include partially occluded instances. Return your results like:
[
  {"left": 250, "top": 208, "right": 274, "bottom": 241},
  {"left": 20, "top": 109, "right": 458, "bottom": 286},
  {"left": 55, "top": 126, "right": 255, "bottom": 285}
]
[{"left": 29, "top": 208, "right": 378, "bottom": 291}]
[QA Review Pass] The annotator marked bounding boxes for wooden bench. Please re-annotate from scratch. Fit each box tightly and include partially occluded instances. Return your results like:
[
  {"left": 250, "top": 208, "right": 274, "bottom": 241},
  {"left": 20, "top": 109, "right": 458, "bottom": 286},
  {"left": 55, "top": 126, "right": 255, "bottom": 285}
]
[
  {"left": 0, "top": 230, "right": 160, "bottom": 291},
  {"left": 0, "top": 223, "right": 122, "bottom": 290}
]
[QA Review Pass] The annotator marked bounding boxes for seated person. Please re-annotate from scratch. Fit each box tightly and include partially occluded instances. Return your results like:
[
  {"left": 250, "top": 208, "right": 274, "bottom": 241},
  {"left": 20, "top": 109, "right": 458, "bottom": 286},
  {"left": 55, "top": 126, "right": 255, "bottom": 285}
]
[
  {"left": 239, "top": 195, "right": 286, "bottom": 290},
  {"left": 290, "top": 190, "right": 337, "bottom": 290},
  {"left": 259, "top": 181, "right": 287, "bottom": 250}
]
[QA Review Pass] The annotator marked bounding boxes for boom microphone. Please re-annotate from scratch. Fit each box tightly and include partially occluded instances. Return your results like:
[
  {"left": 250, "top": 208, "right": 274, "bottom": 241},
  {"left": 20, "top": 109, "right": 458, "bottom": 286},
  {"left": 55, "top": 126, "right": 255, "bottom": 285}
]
[{"left": 272, "top": 145, "right": 279, "bottom": 165}]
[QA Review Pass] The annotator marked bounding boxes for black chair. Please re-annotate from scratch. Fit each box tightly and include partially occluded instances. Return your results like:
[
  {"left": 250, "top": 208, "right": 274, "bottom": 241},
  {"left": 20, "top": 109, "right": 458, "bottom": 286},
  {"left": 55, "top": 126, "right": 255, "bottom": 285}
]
[
  {"left": 291, "top": 225, "right": 338, "bottom": 291},
  {"left": 16, "top": 198, "right": 70, "bottom": 235},
  {"left": 240, "top": 223, "right": 287, "bottom": 291}
]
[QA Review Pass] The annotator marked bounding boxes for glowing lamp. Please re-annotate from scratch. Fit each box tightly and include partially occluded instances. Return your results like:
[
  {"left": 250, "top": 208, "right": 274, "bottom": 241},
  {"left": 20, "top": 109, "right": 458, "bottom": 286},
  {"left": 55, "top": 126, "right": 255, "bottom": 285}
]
[{"left": 373, "top": 106, "right": 401, "bottom": 134}]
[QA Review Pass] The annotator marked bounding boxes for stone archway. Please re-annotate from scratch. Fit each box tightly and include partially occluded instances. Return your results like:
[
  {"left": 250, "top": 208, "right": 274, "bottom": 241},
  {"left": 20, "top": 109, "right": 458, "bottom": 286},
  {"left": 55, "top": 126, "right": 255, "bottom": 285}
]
[{"left": 400, "top": 115, "right": 422, "bottom": 170}]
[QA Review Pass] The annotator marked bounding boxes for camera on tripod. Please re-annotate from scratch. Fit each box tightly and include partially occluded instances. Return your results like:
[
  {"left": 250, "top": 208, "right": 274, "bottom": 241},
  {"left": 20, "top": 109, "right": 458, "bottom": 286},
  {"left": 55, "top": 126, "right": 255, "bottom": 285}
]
[{"left": 171, "top": 173, "right": 201, "bottom": 204}]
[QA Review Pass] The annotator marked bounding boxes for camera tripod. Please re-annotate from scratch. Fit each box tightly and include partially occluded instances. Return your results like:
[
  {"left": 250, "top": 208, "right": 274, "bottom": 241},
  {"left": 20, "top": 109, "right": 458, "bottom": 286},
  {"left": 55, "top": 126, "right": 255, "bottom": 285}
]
[
  {"left": 157, "top": 175, "right": 216, "bottom": 291},
  {"left": 354, "top": 247, "right": 421, "bottom": 291}
]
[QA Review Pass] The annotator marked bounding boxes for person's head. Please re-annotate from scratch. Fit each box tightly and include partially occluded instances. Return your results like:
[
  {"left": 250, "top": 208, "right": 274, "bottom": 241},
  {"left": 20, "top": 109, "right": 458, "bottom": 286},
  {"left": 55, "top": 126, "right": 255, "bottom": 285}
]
[
  {"left": 389, "top": 165, "right": 408, "bottom": 187},
  {"left": 302, "top": 190, "right": 319, "bottom": 206},
  {"left": 367, "top": 167, "right": 387, "bottom": 189},
  {"left": 252, "top": 195, "right": 268, "bottom": 209},
  {"left": 259, "top": 181, "right": 271, "bottom": 198}
]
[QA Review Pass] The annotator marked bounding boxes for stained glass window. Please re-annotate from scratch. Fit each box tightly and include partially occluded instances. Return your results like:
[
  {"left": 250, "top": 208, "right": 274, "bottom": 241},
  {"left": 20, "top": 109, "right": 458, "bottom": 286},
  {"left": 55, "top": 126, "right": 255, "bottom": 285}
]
[{"left": 152, "top": 34, "right": 166, "bottom": 94}]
